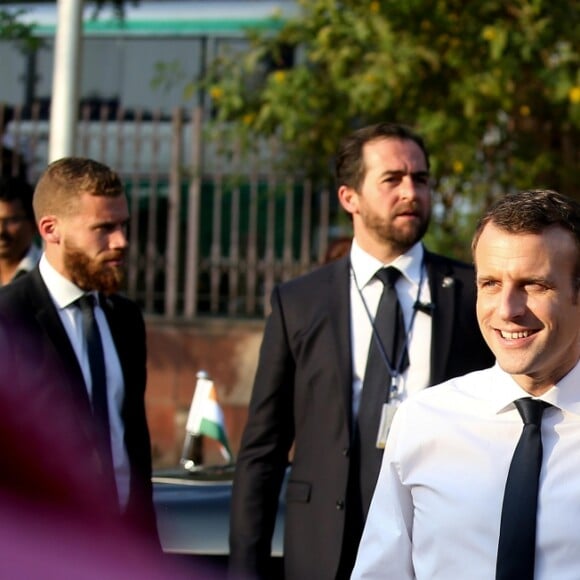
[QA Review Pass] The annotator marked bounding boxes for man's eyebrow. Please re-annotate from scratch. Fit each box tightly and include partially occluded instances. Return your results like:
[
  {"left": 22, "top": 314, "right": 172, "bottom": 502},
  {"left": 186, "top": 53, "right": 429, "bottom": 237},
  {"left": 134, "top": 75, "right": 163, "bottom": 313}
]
[
  {"left": 380, "top": 169, "right": 431, "bottom": 177},
  {"left": 91, "top": 217, "right": 130, "bottom": 228}
]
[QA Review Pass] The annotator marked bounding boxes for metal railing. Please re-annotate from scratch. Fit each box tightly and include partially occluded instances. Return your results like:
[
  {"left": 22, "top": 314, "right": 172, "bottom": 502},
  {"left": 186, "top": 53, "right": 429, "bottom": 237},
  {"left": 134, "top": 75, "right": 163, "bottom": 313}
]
[{"left": 1, "top": 103, "right": 343, "bottom": 318}]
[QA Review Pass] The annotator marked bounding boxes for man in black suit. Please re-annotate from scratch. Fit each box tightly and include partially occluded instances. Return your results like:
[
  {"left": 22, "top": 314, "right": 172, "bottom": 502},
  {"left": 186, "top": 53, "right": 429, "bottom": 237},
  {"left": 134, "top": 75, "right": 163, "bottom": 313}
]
[
  {"left": 229, "top": 123, "right": 495, "bottom": 579},
  {"left": 0, "top": 157, "right": 158, "bottom": 542}
]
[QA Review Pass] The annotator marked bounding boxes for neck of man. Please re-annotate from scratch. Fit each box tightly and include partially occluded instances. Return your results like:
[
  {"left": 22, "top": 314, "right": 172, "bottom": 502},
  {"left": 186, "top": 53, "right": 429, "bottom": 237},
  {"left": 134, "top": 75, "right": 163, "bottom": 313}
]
[{"left": 354, "top": 231, "right": 409, "bottom": 265}]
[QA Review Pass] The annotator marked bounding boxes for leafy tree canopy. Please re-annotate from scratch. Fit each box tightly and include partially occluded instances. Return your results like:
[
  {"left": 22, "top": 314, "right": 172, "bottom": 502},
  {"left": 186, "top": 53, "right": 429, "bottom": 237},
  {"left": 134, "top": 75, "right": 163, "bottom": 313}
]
[{"left": 196, "top": 0, "right": 580, "bottom": 256}]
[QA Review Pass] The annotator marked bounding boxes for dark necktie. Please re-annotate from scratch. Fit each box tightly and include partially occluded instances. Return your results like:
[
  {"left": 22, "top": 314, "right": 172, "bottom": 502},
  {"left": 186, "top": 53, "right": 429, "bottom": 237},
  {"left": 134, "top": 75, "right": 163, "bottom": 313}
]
[
  {"left": 496, "top": 397, "right": 551, "bottom": 580},
  {"left": 356, "top": 267, "right": 409, "bottom": 512},
  {"left": 77, "top": 295, "right": 116, "bottom": 495},
  {"left": 373, "top": 266, "right": 409, "bottom": 374}
]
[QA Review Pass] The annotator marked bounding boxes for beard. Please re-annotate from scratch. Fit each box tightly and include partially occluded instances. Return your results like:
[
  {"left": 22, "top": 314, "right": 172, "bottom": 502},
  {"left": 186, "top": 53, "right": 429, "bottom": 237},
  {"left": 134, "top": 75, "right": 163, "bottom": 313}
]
[
  {"left": 63, "top": 241, "right": 125, "bottom": 295},
  {"left": 361, "top": 203, "right": 431, "bottom": 254}
]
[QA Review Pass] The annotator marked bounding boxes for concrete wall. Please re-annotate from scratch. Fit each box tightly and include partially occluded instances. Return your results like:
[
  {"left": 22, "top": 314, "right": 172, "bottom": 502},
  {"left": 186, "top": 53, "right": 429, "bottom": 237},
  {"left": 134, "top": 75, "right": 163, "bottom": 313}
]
[{"left": 145, "top": 317, "right": 264, "bottom": 468}]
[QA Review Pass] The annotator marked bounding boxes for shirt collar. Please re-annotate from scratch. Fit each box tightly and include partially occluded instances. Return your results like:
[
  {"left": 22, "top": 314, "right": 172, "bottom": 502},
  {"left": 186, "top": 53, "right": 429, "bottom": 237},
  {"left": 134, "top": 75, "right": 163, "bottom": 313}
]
[
  {"left": 38, "top": 253, "right": 92, "bottom": 309},
  {"left": 350, "top": 238, "right": 425, "bottom": 289},
  {"left": 489, "top": 360, "right": 580, "bottom": 416}
]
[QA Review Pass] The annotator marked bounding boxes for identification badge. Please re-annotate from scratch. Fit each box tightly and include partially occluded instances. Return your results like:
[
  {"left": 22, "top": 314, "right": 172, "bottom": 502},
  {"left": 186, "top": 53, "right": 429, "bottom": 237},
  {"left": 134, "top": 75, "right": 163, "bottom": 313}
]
[{"left": 376, "top": 401, "right": 400, "bottom": 448}]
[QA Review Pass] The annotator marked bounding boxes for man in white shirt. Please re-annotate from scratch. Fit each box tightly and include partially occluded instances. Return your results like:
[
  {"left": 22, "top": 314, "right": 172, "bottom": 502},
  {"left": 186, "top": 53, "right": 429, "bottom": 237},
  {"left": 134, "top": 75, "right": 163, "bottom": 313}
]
[{"left": 352, "top": 188, "right": 580, "bottom": 580}]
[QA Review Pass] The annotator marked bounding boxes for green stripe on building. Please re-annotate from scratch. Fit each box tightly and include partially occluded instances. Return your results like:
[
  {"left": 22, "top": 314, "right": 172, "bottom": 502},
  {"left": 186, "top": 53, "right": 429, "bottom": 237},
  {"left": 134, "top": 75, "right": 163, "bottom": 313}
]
[{"left": 33, "top": 17, "right": 285, "bottom": 37}]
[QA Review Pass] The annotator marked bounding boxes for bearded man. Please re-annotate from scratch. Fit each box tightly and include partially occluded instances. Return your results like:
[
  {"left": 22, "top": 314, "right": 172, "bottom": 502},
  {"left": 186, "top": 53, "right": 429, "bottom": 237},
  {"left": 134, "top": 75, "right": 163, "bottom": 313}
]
[
  {"left": 229, "top": 123, "right": 495, "bottom": 580},
  {"left": 0, "top": 157, "right": 158, "bottom": 545}
]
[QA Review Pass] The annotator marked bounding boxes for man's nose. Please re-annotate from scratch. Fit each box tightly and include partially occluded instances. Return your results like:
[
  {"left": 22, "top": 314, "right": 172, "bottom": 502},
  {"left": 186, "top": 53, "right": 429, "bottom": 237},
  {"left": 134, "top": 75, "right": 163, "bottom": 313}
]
[
  {"left": 110, "top": 227, "right": 128, "bottom": 249},
  {"left": 497, "top": 287, "right": 526, "bottom": 320},
  {"left": 400, "top": 176, "right": 420, "bottom": 200}
]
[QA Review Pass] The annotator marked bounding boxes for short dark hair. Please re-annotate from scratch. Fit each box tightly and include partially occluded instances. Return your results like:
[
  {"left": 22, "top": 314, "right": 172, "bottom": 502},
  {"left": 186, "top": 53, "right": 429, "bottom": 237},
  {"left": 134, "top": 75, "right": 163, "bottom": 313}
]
[
  {"left": 335, "top": 122, "right": 430, "bottom": 191},
  {"left": 0, "top": 176, "right": 35, "bottom": 222},
  {"left": 472, "top": 189, "right": 580, "bottom": 290}
]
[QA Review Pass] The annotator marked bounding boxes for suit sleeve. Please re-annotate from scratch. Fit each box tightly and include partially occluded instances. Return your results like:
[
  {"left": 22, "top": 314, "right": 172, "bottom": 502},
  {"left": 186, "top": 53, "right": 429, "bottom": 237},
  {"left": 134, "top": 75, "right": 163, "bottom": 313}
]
[{"left": 229, "top": 286, "right": 295, "bottom": 578}]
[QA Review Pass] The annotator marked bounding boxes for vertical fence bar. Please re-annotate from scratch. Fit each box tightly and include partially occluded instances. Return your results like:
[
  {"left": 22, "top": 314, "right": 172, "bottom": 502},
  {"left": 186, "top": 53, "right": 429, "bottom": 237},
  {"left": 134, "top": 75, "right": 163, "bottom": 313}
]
[
  {"left": 209, "top": 134, "right": 223, "bottom": 314},
  {"left": 115, "top": 105, "right": 125, "bottom": 175},
  {"left": 282, "top": 176, "right": 294, "bottom": 281},
  {"left": 79, "top": 104, "right": 90, "bottom": 156},
  {"left": 98, "top": 104, "right": 109, "bottom": 161},
  {"left": 184, "top": 106, "right": 203, "bottom": 318},
  {"left": 245, "top": 158, "right": 259, "bottom": 315},
  {"left": 300, "top": 178, "right": 313, "bottom": 273},
  {"left": 164, "top": 108, "right": 183, "bottom": 317},
  {"left": 262, "top": 138, "right": 278, "bottom": 315},
  {"left": 9, "top": 105, "right": 23, "bottom": 177},
  {"left": 28, "top": 102, "right": 41, "bottom": 179},
  {"left": 144, "top": 109, "right": 161, "bottom": 312},
  {"left": 127, "top": 109, "right": 143, "bottom": 300},
  {"left": 227, "top": 139, "right": 241, "bottom": 315}
]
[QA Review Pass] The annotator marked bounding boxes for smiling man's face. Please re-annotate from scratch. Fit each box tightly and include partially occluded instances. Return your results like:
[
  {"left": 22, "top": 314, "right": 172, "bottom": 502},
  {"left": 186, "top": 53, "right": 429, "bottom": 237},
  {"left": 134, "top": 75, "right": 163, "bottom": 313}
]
[{"left": 475, "top": 222, "right": 580, "bottom": 394}]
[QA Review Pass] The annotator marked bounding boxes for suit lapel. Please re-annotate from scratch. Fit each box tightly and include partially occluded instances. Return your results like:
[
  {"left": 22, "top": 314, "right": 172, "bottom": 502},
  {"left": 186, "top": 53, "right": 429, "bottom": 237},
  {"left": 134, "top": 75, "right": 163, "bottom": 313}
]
[
  {"left": 100, "top": 295, "right": 130, "bottom": 395},
  {"left": 29, "top": 268, "right": 91, "bottom": 411},
  {"left": 325, "top": 257, "right": 354, "bottom": 434},
  {"left": 425, "top": 253, "right": 455, "bottom": 385}
]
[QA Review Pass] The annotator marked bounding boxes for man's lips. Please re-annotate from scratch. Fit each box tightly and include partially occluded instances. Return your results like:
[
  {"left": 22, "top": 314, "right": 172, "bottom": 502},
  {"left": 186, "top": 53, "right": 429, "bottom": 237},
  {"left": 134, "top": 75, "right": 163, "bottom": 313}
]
[
  {"left": 103, "top": 253, "right": 125, "bottom": 266},
  {"left": 495, "top": 328, "right": 539, "bottom": 341},
  {"left": 394, "top": 204, "right": 420, "bottom": 218},
  {"left": 394, "top": 211, "right": 419, "bottom": 220}
]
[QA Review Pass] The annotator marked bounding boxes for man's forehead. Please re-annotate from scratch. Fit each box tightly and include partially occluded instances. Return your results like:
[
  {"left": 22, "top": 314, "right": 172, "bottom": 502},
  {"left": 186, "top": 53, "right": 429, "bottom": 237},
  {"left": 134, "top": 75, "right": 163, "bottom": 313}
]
[
  {"left": 364, "top": 138, "right": 428, "bottom": 167},
  {"left": 475, "top": 224, "right": 576, "bottom": 268},
  {"left": 0, "top": 199, "right": 25, "bottom": 215}
]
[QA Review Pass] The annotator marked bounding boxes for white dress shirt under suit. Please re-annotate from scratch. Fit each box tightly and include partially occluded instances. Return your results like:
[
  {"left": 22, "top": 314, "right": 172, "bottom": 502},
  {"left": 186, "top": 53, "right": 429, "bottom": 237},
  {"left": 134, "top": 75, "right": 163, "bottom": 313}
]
[
  {"left": 38, "top": 254, "right": 131, "bottom": 508},
  {"left": 352, "top": 360, "right": 580, "bottom": 580},
  {"left": 349, "top": 239, "right": 432, "bottom": 416}
]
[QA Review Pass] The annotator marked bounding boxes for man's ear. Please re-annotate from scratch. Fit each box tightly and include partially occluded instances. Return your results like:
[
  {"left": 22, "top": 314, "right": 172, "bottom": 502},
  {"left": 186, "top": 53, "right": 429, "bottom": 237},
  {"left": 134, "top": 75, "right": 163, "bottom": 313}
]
[
  {"left": 38, "top": 215, "right": 60, "bottom": 244},
  {"left": 338, "top": 185, "right": 359, "bottom": 216}
]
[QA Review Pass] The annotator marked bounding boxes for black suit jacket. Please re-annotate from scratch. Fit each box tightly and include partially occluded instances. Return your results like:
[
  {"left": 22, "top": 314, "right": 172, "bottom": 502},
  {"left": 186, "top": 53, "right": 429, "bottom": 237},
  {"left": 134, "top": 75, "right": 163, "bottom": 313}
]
[
  {"left": 0, "top": 267, "right": 158, "bottom": 540},
  {"left": 229, "top": 250, "right": 495, "bottom": 580}
]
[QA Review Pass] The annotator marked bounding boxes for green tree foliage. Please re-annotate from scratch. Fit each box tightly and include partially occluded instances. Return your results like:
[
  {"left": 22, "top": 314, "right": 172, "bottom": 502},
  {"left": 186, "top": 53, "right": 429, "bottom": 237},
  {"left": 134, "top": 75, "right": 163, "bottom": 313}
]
[
  {"left": 0, "top": 8, "right": 41, "bottom": 52},
  {"left": 198, "top": 0, "right": 580, "bottom": 257}
]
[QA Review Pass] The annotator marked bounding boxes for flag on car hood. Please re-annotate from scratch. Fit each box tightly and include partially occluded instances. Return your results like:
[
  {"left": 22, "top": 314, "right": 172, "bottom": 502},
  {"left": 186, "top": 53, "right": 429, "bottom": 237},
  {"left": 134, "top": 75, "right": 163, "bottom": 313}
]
[{"left": 185, "top": 372, "right": 232, "bottom": 461}]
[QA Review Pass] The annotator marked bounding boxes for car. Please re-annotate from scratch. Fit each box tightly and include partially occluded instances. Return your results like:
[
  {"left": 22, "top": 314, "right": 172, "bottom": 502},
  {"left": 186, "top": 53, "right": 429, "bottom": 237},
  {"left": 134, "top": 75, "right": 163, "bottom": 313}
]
[
  {"left": 153, "top": 463, "right": 286, "bottom": 562},
  {"left": 153, "top": 371, "right": 286, "bottom": 571}
]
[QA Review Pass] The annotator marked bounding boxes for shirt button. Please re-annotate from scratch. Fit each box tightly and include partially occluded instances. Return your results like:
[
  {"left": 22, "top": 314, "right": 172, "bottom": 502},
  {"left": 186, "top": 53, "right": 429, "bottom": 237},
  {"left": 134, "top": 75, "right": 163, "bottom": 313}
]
[
  {"left": 336, "top": 500, "right": 345, "bottom": 510},
  {"left": 342, "top": 447, "right": 350, "bottom": 457}
]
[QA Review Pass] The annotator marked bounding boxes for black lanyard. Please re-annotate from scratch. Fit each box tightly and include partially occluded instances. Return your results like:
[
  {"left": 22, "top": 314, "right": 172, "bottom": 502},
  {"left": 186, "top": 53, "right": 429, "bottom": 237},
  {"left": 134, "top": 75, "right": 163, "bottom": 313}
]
[{"left": 352, "top": 262, "right": 425, "bottom": 400}]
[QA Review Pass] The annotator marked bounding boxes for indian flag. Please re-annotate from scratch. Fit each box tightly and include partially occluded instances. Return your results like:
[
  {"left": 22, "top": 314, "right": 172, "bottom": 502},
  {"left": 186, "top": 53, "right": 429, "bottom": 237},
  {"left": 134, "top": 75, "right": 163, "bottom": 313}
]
[{"left": 185, "top": 373, "right": 233, "bottom": 462}]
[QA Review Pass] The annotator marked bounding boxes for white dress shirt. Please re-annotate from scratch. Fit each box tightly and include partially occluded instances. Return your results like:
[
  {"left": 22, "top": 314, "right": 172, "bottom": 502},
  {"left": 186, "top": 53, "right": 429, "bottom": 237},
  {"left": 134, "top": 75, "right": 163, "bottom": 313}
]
[
  {"left": 352, "top": 360, "right": 580, "bottom": 580},
  {"left": 349, "top": 239, "right": 432, "bottom": 415},
  {"left": 38, "top": 254, "right": 131, "bottom": 508}
]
